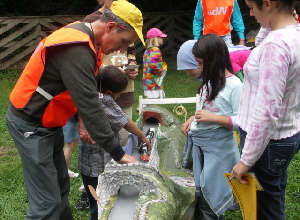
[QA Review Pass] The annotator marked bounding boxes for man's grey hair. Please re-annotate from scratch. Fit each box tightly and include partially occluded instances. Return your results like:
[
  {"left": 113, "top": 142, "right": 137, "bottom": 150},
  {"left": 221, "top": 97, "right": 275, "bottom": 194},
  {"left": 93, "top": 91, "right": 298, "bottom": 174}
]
[{"left": 99, "top": 9, "right": 133, "bottom": 32}]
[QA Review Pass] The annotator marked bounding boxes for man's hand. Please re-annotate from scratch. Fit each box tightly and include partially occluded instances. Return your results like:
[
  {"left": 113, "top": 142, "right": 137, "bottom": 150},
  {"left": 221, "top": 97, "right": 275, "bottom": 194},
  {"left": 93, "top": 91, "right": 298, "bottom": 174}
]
[
  {"left": 181, "top": 116, "right": 194, "bottom": 136},
  {"left": 231, "top": 161, "right": 251, "bottom": 184},
  {"left": 78, "top": 116, "right": 96, "bottom": 144},
  {"left": 125, "top": 68, "right": 139, "bottom": 80},
  {"left": 118, "top": 153, "right": 138, "bottom": 164},
  {"left": 141, "top": 137, "right": 152, "bottom": 151}
]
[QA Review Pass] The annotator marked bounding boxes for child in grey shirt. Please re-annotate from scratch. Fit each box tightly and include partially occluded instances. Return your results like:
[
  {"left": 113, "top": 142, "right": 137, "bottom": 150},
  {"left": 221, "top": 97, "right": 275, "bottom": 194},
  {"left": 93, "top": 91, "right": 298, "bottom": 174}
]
[{"left": 77, "top": 66, "right": 151, "bottom": 220}]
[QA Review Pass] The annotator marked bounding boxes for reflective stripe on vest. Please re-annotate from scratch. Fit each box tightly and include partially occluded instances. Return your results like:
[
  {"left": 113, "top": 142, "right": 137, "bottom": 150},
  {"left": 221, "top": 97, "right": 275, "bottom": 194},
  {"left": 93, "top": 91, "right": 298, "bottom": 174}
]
[
  {"left": 36, "top": 86, "right": 54, "bottom": 100},
  {"left": 9, "top": 22, "right": 102, "bottom": 128},
  {"left": 202, "top": 0, "right": 234, "bottom": 36}
]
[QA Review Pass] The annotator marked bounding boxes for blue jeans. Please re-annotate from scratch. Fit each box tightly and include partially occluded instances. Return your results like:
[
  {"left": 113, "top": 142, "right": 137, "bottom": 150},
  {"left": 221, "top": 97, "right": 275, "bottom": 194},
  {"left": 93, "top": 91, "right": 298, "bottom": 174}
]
[
  {"left": 194, "top": 187, "right": 223, "bottom": 220},
  {"left": 239, "top": 129, "right": 300, "bottom": 220},
  {"left": 81, "top": 174, "right": 98, "bottom": 220},
  {"left": 183, "top": 131, "right": 193, "bottom": 168},
  {"left": 62, "top": 115, "right": 79, "bottom": 143}
]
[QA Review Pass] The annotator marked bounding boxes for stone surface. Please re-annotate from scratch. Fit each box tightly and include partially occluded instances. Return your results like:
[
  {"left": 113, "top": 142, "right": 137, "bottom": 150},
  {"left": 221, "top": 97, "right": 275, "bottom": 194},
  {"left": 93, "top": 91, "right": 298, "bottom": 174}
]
[{"left": 96, "top": 105, "right": 195, "bottom": 220}]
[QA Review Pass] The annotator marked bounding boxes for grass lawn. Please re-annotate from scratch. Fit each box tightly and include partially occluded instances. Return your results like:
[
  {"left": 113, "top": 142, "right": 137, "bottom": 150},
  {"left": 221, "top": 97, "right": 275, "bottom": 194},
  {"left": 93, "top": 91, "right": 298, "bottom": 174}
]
[{"left": 0, "top": 62, "right": 299, "bottom": 220}]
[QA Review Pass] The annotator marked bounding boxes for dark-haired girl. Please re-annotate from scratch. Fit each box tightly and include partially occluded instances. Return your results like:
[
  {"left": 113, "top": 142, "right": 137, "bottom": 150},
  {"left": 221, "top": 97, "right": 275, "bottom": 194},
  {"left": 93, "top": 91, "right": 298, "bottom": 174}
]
[
  {"left": 231, "top": 0, "right": 300, "bottom": 219},
  {"left": 188, "top": 34, "right": 242, "bottom": 219}
]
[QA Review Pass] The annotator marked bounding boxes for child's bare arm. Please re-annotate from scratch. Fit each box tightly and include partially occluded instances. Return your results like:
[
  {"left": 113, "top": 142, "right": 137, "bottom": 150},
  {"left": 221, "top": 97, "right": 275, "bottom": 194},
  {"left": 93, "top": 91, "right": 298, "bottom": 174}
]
[
  {"left": 124, "top": 119, "right": 152, "bottom": 150},
  {"left": 181, "top": 115, "right": 194, "bottom": 136},
  {"left": 195, "top": 110, "right": 233, "bottom": 130}
]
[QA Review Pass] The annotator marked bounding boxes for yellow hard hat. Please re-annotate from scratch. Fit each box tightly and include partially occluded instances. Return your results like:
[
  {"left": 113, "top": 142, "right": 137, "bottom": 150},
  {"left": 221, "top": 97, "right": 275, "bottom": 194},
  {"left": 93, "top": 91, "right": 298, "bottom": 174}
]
[{"left": 111, "top": 0, "right": 145, "bottom": 46}]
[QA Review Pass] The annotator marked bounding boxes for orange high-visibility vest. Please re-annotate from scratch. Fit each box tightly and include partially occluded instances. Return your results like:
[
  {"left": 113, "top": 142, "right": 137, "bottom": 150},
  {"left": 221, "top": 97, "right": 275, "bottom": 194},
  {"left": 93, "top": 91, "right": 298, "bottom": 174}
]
[
  {"left": 9, "top": 22, "right": 102, "bottom": 128},
  {"left": 202, "top": 0, "right": 234, "bottom": 36}
]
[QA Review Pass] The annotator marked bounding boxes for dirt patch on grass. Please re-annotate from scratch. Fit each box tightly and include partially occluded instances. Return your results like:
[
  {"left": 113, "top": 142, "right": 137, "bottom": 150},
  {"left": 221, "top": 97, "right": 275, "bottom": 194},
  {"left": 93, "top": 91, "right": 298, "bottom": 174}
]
[{"left": 0, "top": 146, "right": 12, "bottom": 157}]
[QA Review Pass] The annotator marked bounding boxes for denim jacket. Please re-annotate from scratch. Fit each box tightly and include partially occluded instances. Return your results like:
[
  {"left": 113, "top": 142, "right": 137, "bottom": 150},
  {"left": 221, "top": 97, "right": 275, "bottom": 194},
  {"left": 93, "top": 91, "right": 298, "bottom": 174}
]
[{"left": 191, "top": 127, "right": 240, "bottom": 216}]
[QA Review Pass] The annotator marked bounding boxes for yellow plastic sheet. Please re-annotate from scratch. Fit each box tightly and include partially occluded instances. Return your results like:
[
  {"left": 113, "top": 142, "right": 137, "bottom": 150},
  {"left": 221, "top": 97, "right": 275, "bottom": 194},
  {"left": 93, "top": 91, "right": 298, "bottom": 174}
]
[
  {"left": 224, "top": 173, "right": 263, "bottom": 220},
  {"left": 233, "top": 131, "right": 240, "bottom": 146}
]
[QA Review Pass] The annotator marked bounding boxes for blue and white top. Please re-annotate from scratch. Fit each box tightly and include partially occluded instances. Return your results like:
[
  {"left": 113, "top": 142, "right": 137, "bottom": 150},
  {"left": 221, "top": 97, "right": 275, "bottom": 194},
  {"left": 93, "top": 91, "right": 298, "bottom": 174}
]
[{"left": 190, "top": 74, "right": 242, "bottom": 131}]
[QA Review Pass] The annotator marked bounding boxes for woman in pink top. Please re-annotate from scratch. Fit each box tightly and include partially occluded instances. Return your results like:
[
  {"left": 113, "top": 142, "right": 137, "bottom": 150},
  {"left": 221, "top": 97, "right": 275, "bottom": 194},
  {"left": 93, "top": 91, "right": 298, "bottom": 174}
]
[{"left": 231, "top": 0, "right": 300, "bottom": 219}]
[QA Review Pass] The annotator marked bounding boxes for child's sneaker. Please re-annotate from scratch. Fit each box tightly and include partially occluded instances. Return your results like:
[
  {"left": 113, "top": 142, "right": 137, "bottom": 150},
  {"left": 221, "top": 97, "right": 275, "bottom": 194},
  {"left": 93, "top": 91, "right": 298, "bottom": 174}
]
[{"left": 68, "top": 169, "right": 79, "bottom": 178}]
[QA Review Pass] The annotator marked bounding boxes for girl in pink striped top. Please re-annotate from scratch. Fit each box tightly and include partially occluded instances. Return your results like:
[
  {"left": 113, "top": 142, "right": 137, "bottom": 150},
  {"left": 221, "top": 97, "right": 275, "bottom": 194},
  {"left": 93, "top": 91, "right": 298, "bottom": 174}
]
[{"left": 231, "top": 0, "right": 300, "bottom": 219}]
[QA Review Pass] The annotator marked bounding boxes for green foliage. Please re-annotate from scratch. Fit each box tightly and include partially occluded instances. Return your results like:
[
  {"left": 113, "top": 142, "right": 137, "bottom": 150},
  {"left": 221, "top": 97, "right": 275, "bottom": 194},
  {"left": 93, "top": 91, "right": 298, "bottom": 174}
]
[
  {"left": 0, "top": 70, "right": 19, "bottom": 147},
  {"left": 0, "top": 69, "right": 20, "bottom": 81}
]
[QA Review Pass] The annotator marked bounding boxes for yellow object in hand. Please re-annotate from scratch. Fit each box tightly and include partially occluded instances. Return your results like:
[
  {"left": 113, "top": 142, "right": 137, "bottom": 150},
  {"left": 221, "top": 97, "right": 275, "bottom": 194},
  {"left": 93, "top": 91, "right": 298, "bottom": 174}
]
[
  {"left": 224, "top": 173, "right": 263, "bottom": 220},
  {"left": 233, "top": 131, "right": 240, "bottom": 147}
]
